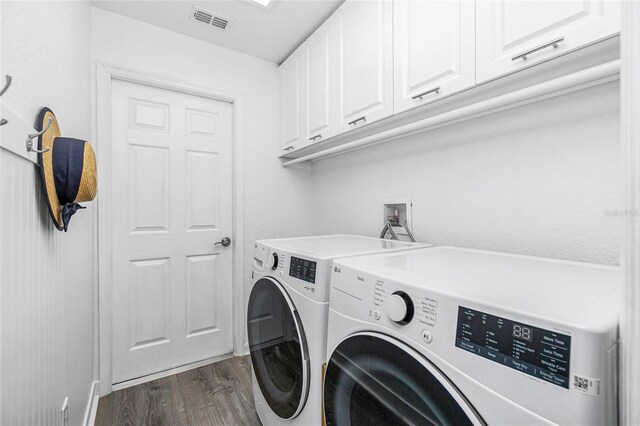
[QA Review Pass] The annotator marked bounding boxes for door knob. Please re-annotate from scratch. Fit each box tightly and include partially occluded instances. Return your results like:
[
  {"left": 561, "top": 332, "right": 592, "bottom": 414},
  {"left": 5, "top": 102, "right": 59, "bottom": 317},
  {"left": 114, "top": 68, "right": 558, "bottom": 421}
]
[{"left": 214, "top": 237, "right": 231, "bottom": 247}]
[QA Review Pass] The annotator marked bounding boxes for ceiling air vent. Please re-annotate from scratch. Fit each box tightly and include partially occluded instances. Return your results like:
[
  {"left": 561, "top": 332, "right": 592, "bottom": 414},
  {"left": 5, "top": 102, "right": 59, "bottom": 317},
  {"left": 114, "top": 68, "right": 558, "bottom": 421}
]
[{"left": 190, "top": 6, "right": 233, "bottom": 31}]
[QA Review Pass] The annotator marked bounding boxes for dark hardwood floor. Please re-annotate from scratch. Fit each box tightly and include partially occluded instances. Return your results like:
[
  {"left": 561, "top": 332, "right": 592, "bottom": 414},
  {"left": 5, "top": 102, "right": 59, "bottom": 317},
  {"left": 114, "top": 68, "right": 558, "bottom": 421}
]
[{"left": 96, "top": 356, "right": 261, "bottom": 426}]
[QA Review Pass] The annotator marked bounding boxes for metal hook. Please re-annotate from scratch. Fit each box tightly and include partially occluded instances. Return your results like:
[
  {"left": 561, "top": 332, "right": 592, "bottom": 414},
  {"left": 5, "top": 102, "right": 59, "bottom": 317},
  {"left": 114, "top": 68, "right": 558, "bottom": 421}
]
[
  {"left": 0, "top": 119, "right": 7, "bottom": 126},
  {"left": 0, "top": 75, "right": 12, "bottom": 97},
  {"left": 26, "top": 117, "right": 52, "bottom": 154}
]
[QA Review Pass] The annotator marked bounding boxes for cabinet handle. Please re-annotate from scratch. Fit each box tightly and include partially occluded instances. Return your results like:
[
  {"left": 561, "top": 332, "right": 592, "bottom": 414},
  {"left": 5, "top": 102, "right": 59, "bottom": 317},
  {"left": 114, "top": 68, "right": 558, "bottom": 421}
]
[
  {"left": 284, "top": 145, "right": 294, "bottom": 152},
  {"left": 309, "top": 134, "right": 322, "bottom": 141},
  {"left": 348, "top": 116, "right": 367, "bottom": 126},
  {"left": 412, "top": 87, "right": 440, "bottom": 101},
  {"left": 511, "top": 37, "right": 564, "bottom": 62}
]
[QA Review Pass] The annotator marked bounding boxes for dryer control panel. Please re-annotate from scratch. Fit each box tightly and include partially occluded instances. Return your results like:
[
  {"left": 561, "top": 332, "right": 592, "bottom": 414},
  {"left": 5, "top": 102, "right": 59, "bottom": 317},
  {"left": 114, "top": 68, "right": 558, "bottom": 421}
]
[
  {"left": 289, "top": 256, "right": 317, "bottom": 284},
  {"left": 455, "top": 306, "right": 572, "bottom": 389},
  {"left": 253, "top": 242, "right": 331, "bottom": 303}
]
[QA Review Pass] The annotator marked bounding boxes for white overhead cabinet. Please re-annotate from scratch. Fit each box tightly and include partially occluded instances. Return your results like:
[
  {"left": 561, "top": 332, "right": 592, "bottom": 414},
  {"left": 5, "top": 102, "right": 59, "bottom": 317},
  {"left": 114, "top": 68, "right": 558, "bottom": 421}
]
[
  {"left": 279, "top": 48, "right": 305, "bottom": 153},
  {"left": 476, "top": 0, "right": 620, "bottom": 82},
  {"left": 304, "top": 22, "right": 335, "bottom": 144},
  {"left": 278, "top": 0, "right": 620, "bottom": 156},
  {"left": 335, "top": 0, "right": 393, "bottom": 133},
  {"left": 393, "top": 0, "right": 475, "bottom": 114}
]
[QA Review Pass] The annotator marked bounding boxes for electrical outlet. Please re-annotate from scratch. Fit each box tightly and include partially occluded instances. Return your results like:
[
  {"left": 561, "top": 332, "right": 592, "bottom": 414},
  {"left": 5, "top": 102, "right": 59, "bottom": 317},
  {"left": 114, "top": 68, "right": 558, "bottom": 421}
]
[{"left": 60, "top": 397, "right": 69, "bottom": 426}]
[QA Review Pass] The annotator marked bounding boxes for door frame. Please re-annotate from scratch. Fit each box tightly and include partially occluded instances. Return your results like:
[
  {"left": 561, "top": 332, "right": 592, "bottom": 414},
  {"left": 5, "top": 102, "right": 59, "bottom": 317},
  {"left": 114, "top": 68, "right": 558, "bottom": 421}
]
[
  {"left": 621, "top": 2, "right": 640, "bottom": 423},
  {"left": 95, "top": 63, "right": 245, "bottom": 395}
]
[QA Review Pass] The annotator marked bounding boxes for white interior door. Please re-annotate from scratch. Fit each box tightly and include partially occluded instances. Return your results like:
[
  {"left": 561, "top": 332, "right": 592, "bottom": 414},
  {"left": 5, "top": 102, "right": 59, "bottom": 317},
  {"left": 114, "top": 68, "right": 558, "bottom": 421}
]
[{"left": 110, "top": 80, "right": 234, "bottom": 384}]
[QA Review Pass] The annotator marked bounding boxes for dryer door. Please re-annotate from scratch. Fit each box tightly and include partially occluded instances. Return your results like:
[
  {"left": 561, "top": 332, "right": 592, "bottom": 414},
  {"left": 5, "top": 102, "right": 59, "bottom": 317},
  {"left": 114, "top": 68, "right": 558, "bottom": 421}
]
[
  {"left": 247, "top": 277, "right": 310, "bottom": 419},
  {"left": 324, "top": 332, "right": 485, "bottom": 426}
]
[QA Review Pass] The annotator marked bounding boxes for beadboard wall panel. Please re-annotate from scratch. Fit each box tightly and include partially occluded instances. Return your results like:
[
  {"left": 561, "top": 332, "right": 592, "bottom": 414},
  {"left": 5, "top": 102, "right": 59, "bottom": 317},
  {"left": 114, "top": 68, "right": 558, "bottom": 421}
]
[
  {"left": 0, "top": 2, "right": 94, "bottom": 425},
  {"left": 0, "top": 150, "right": 68, "bottom": 425}
]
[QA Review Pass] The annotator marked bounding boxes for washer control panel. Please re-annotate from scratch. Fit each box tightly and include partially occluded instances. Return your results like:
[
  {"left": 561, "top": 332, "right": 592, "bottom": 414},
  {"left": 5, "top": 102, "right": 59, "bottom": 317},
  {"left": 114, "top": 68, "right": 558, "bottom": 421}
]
[
  {"left": 373, "top": 279, "right": 439, "bottom": 328},
  {"left": 455, "top": 306, "right": 572, "bottom": 389},
  {"left": 253, "top": 242, "right": 331, "bottom": 303}
]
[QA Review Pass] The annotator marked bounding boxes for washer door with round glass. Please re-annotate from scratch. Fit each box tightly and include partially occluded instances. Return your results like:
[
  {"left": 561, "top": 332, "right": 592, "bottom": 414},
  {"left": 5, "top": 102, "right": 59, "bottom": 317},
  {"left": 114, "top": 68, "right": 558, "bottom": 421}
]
[
  {"left": 247, "top": 277, "right": 310, "bottom": 419},
  {"left": 324, "top": 332, "right": 485, "bottom": 426}
]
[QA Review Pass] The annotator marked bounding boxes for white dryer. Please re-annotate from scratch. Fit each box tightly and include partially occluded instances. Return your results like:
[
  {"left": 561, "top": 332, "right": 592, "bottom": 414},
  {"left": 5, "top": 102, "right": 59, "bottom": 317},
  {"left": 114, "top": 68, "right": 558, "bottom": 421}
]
[
  {"left": 247, "top": 235, "right": 428, "bottom": 425},
  {"left": 325, "top": 247, "right": 620, "bottom": 425}
]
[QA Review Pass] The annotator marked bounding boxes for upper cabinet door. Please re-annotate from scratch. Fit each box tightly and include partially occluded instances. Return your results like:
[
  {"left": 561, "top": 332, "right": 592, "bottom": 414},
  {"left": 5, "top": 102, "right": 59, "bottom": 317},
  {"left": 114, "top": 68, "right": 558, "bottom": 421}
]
[
  {"left": 477, "top": 1, "right": 620, "bottom": 83},
  {"left": 279, "top": 48, "right": 306, "bottom": 153},
  {"left": 304, "top": 22, "right": 336, "bottom": 145},
  {"left": 394, "top": 0, "right": 476, "bottom": 114},
  {"left": 335, "top": 0, "right": 393, "bottom": 134}
]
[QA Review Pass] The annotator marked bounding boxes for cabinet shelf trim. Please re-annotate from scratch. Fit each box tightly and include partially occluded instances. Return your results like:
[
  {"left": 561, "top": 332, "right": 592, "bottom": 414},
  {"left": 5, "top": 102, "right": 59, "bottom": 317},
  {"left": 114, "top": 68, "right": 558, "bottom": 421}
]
[{"left": 281, "top": 60, "right": 619, "bottom": 167}]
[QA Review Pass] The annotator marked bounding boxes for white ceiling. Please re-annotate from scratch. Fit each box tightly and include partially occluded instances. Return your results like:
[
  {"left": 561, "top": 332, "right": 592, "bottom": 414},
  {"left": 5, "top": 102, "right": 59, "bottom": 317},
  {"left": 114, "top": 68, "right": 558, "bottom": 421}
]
[{"left": 91, "top": 0, "right": 343, "bottom": 64}]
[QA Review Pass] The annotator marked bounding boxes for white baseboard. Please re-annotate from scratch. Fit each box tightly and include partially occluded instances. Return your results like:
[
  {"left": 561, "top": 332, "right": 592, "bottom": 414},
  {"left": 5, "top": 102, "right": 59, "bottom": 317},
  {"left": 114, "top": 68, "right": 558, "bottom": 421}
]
[
  {"left": 82, "top": 381, "right": 100, "bottom": 426},
  {"left": 111, "top": 353, "right": 233, "bottom": 392},
  {"left": 236, "top": 341, "right": 250, "bottom": 357}
]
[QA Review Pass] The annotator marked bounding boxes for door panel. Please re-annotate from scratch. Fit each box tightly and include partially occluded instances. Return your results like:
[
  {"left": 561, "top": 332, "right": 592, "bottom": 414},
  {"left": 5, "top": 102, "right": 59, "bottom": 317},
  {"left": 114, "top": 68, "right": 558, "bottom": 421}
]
[
  {"left": 394, "top": 0, "right": 476, "bottom": 113},
  {"left": 186, "top": 254, "right": 219, "bottom": 336},
  {"left": 186, "top": 151, "right": 218, "bottom": 230},
  {"left": 129, "top": 145, "right": 170, "bottom": 232},
  {"left": 111, "top": 80, "right": 233, "bottom": 383},
  {"left": 335, "top": 0, "right": 393, "bottom": 133},
  {"left": 476, "top": 0, "right": 620, "bottom": 82},
  {"left": 129, "top": 258, "right": 171, "bottom": 349}
]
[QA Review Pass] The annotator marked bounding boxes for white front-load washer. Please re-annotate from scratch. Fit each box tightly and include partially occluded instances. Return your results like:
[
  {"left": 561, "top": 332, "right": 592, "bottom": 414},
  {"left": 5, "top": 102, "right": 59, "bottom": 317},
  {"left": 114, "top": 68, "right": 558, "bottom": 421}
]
[
  {"left": 247, "top": 235, "right": 428, "bottom": 425},
  {"left": 324, "top": 247, "right": 620, "bottom": 426}
]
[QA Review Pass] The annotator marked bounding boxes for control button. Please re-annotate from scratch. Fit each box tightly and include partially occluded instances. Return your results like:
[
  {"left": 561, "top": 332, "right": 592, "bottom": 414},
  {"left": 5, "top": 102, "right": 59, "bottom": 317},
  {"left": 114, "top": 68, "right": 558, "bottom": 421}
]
[
  {"left": 421, "top": 329, "right": 433, "bottom": 344},
  {"left": 267, "top": 252, "right": 279, "bottom": 270},
  {"left": 279, "top": 270, "right": 283, "bottom": 277},
  {"left": 386, "top": 291, "right": 414, "bottom": 325},
  {"left": 373, "top": 309, "right": 381, "bottom": 320}
]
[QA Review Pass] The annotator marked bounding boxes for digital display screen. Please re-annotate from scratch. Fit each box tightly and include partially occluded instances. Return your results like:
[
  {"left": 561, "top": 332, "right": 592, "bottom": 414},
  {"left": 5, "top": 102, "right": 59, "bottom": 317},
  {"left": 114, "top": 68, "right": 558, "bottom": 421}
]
[
  {"left": 513, "top": 324, "right": 532, "bottom": 342},
  {"left": 455, "top": 306, "right": 571, "bottom": 389},
  {"left": 289, "top": 256, "right": 317, "bottom": 284}
]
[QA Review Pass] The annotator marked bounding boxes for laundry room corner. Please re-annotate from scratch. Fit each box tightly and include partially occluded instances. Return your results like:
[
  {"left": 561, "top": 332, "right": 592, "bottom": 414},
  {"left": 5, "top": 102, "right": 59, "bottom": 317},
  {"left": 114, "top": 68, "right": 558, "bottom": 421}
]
[
  {"left": 89, "top": 6, "right": 314, "bottom": 394},
  {"left": 2, "top": 0, "right": 640, "bottom": 424}
]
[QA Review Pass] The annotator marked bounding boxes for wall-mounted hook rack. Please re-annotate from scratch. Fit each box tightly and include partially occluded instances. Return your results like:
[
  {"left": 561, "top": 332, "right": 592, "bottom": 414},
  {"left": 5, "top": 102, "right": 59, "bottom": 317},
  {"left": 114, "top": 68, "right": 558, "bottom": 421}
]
[
  {"left": 0, "top": 75, "right": 12, "bottom": 97},
  {"left": 26, "top": 117, "right": 52, "bottom": 154}
]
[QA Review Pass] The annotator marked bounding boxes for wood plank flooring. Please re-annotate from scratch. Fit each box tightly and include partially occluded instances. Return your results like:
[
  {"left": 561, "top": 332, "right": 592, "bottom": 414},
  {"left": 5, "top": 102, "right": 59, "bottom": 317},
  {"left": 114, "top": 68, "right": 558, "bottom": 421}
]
[{"left": 96, "top": 356, "right": 261, "bottom": 426}]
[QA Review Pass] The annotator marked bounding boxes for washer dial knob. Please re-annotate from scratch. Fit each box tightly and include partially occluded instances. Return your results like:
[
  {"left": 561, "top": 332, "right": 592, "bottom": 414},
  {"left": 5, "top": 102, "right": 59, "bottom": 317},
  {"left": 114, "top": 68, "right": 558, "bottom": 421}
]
[
  {"left": 267, "top": 252, "right": 279, "bottom": 270},
  {"left": 386, "top": 291, "right": 414, "bottom": 324}
]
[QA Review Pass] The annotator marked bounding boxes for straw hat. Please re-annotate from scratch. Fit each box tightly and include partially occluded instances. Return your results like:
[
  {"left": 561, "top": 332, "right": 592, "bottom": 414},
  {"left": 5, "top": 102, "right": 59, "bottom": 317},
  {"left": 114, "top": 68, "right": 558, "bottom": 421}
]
[{"left": 36, "top": 108, "right": 97, "bottom": 231}]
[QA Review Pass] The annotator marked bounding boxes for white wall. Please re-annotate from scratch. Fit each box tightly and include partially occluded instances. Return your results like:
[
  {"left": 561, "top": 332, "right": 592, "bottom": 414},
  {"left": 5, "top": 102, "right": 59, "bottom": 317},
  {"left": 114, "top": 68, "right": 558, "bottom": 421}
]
[
  {"left": 90, "top": 7, "right": 312, "bottom": 357},
  {"left": 0, "top": 1, "right": 95, "bottom": 425},
  {"left": 310, "top": 82, "right": 621, "bottom": 265}
]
